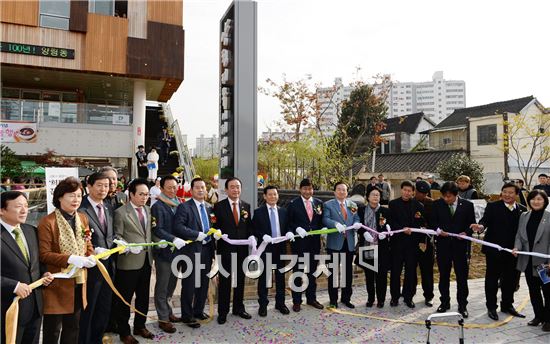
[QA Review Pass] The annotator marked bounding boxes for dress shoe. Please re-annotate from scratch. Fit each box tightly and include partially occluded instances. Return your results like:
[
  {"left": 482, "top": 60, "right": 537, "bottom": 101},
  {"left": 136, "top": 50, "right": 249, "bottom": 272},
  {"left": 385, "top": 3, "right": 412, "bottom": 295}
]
[
  {"left": 120, "top": 335, "right": 139, "bottom": 344},
  {"left": 293, "top": 304, "right": 301, "bottom": 312},
  {"left": 377, "top": 302, "right": 384, "bottom": 308},
  {"left": 233, "top": 310, "right": 252, "bottom": 319},
  {"left": 487, "top": 309, "right": 499, "bottom": 321},
  {"left": 328, "top": 303, "right": 338, "bottom": 309},
  {"left": 390, "top": 299, "right": 399, "bottom": 307},
  {"left": 159, "top": 321, "right": 176, "bottom": 334},
  {"left": 217, "top": 314, "right": 227, "bottom": 324},
  {"left": 528, "top": 318, "right": 542, "bottom": 326},
  {"left": 194, "top": 313, "right": 209, "bottom": 321},
  {"left": 275, "top": 304, "right": 290, "bottom": 315},
  {"left": 133, "top": 328, "right": 154, "bottom": 339},
  {"left": 181, "top": 318, "right": 200, "bottom": 329},
  {"left": 306, "top": 300, "right": 324, "bottom": 309},
  {"left": 437, "top": 303, "right": 450, "bottom": 313},
  {"left": 542, "top": 322, "right": 550, "bottom": 332},
  {"left": 458, "top": 307, "right": 469, "bottom": 318},
  {"left": 501, "top": 306, "right": 526, "bottom": 318},
  {"left": 366, "top": 301, "right": 374, "bottom": 308},
  {"left": 342, "top": 301, "right": 355, "bottom": 309},
  {"left": 259, "top": 305, "right": 267, "bottom": 317},
  {"left": 425, "top": 298, "right": 433, "bottom": 307},
  {"left": 405, "top": 300, "right": 415, "bottom": 309},
  {"left": 169, "top": 314, "right": 182, "bottom": 323}
]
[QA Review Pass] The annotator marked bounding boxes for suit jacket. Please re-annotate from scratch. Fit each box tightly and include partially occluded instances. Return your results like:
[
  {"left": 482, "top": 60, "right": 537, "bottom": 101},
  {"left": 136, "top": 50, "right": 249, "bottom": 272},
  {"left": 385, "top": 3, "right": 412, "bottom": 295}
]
[
  {"left": 38, "top": 212, "right": 94, "bottom": 314},
  {"left": 1, "top": 223, "right": 43, "bottom": 325},
  {"left": 213, "top": 198, "right": 253, "bottom": 254},
  {"left": 252, "top": 205, "right": 289, "bottom": 254},
  {"left": 515, "top": 210, "right": 550, "bottom": 276},
  {"left": 431, "top": 197, "right": 475, "bottom": 250},
  {"left": 173, "top": 199, "right": 215, "bottom": 258},
  {"left": 479, "top": 200, "right": 526, "bottom": 253},
  {"left": 286, "top": 196, "right": 323, "bottom": 255},
  {"left": 388, "top": 197, "right": 425, "bottom": 247},
  {"left": 114, "top": 203, "right": 153, "bottom": 270},
  {"left": 323, "top": 199, "right": 360, "bottom": 252},
  {"left": 151, "top": 199, "right": 179, "bottom": 262}
]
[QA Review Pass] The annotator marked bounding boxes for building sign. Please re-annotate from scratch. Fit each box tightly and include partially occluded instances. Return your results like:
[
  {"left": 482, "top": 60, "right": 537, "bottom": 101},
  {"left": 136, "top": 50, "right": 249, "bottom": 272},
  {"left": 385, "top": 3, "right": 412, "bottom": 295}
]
[
  {"left": 113, "top": 114, "right": 130, "bottom": 125},
  {"left": 0, "top": 41, "right": 75, "bottom": 59},
  {"left": 0, "top": 121, "right": 37, "bottom": 143},
  {"left": 45, "top": 168, "right": 79, "bottom": 214}
]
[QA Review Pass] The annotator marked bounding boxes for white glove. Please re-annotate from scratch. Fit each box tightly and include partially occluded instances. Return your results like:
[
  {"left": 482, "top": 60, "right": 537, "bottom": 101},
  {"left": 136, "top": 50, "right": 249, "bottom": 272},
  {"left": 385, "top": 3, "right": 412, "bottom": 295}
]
[
  {"left": 296, "top": 227, "right": 308, "bottom": 238},
  {"left": 248, "top": 235, "right": 257, "bottom": 248},
  {"left": 93, "top": 247, "right": 110, "bottom": 260},
  {"left": 156, "top": 240, "right": 169, "bottom": 248},
  {"left": 114, "top": 239, "right": 130, "bottom": 253},
  {"left": 68, "top": 255, "right": 90, "bottom": 268},
  {"left": 82, "top": 256, "right": 97, "bottom": 268},
  {"left": 129, "top": 246, "right": 143, "bottom": 254},
  {"left": 352, "top": 222, "right": 362, "bottom": 230},
  {"left": 213, "top": 230, "right": 223, "bottom": 240},
  {"left": 173, "top": 238, "right": 186, "bottom": 249},
  {"left": 364, "top": 232, "right": 374, "bottom": 243},
  {"left": 378, "top": 233, "right": 387, "bottom": 240},
  {"left": 262, "top": 234, "right": 273, "bottom": 244},
  {"left": 336, "top": 223, "right": 346, "bottom": 233},
  {"left": 285, "top": 231, "right": 295, "bottom": 242},
  {"left": 196, "top": 232, "right": 208, "bottom": 242},
  {"left": 221, "top": 234, "right": 228, "bottom": 240}
]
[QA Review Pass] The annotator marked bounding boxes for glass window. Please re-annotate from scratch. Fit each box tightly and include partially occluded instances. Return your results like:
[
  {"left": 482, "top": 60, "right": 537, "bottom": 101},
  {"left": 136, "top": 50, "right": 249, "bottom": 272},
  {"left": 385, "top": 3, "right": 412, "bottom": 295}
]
[
  {"left": 62, "top": 92, "right": 78, "bottom": 102},
  {"left": 90, "top": 0, "right": 114, "bottom": 16},
  {"left": 477, "top": 124, "right": 498, "bottom": 145},
  {"left": 40, "top": 0, "right": 70, "bottom": 30},
  {"left": 2, "top": 88, "right": 20, "bottom": 98},
  {"left": 61, "top": 103, "right": 77, "bottom": 123},
  {"left": 21, "top": 100, "right": 40, "bottom": 122},
  {"left": 1, "top": 99, "right": 21, "bottom": 120}
]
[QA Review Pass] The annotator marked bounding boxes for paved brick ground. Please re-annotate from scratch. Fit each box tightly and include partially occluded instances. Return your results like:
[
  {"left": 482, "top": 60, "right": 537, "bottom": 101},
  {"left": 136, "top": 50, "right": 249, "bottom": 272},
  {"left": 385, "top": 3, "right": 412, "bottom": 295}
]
[{"left": 104, "top": 275, "right": 550, "bottom": 343}]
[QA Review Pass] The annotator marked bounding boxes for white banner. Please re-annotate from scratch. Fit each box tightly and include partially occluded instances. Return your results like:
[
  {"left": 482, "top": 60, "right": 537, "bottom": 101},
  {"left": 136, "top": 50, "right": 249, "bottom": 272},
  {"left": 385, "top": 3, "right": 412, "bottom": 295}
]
[
  {"left": 45, "top": 167, "right": 79, "bottom": 214},
  {"left": 0, "top": 121, "right": 37, "bottom": 143}
]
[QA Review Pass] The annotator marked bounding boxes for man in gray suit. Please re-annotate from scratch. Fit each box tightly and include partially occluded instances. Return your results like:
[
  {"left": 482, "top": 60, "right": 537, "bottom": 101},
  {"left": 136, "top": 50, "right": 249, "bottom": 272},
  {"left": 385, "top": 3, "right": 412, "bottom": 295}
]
[
  {"left": 79, "top": 172, "right": 115, "bottom": 344},
  {"left": 323, "top": 182, "right": 361, "bottom": 309},
  {"left": 113, "top": 179, "right": 154, "bottom": 344}
]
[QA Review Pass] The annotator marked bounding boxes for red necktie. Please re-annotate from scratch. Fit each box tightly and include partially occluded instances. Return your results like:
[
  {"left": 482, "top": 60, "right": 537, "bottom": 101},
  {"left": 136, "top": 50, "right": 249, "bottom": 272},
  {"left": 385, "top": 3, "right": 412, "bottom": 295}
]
[
  {"left": 232, "top": 202, "right": 239, "bottom": 225},
  {"left": 340, "top": 202, "right": 348, "bottom": 221},
  {"left": 305, "top": 200, "right": 313, "bottom": 221}
]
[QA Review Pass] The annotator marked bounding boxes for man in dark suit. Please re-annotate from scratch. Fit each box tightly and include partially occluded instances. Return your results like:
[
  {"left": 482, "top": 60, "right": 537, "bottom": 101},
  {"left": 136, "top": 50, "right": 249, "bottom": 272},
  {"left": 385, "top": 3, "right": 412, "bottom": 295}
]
[
  {"left": 173, "top": 177, "right": 215, "bottom": 328},
  {"left": 471, "top": 182, "right": 527, "bottom": 320},
  {"left": 432, "top": 181, "right": 476, "bottom": 318},
  {"left": 78, "top": 172, "right": 116, "bottom": 344},
  {"left": 213, "top": 177, "right": 254, "bottom": 324},
  {"left": 388, "top": 180, "right": 425, "bottom": 308},
  {"left": 135, "top": 145, "right": 148, "bottom": 179},
  {"left": 286, "top": 178, "right": 324, "bottom": 312},
  {"left": 415, "top": 180, "right": 435, "bottom": 307},
  {"left": 1, "top": 191, "right": 53, "bottom": 344},
  {"left": 158, "top": 128, "right": 172, "bottom": 166},
  {"left": 113, "top": 179, "right": 155, "bottom": 344},
  {"left": 151, "top": 175, "right": 184, "bottom": 333},
  {"left": 253, "top": 185, "right": 292, "bottom": 316}
]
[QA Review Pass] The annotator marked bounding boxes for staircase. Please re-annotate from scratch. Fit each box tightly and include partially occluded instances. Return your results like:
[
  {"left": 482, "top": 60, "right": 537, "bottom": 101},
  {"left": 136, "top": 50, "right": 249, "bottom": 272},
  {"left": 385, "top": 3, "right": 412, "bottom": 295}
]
[{"left": 144, "top": 106, "right": 179, "bottom": 178}]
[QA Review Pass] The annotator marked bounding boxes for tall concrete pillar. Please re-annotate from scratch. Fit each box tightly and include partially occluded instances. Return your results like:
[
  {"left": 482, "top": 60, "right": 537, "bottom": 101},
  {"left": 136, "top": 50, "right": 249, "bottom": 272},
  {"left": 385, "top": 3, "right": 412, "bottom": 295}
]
[{"left": 132, "top": 80, "right": 146, "bottom": 179}]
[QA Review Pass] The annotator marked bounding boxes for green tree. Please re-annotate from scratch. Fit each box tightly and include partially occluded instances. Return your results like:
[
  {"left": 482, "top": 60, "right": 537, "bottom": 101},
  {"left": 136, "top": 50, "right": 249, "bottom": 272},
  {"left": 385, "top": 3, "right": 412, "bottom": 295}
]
[
  {"left": 436, "top": 153, "right": 485, "bottom": 192},
  {"left": 0, "top": 145, "right": 23, "bottom": 178},
  {"left": 193, "top": 158, "right": 219, "bottom": 181}
]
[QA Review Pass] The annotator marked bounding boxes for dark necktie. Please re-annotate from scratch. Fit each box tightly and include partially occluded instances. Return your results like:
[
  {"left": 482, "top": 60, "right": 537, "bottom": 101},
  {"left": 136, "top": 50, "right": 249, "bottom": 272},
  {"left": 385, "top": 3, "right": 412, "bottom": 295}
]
[
  {"left": 136, "top": 207, "right": 146, "bottom": 233},
  {"left": 97, "top": 204, "right": 107, "bottom": 234}
]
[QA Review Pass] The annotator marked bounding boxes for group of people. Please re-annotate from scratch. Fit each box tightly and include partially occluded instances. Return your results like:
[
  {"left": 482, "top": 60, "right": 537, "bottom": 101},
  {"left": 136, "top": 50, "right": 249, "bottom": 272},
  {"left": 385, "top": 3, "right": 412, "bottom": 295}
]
[
  {"left": 1, "top": 169, "right": 550, "bottom": 344},
  {"left": 135, "top": 127, "right": 174, "bottom": 183}
]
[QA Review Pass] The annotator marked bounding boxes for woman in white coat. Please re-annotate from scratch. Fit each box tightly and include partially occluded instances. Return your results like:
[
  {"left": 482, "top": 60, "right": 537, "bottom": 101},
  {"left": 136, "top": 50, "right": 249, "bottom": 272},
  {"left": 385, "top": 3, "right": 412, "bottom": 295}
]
[{"left": 147, "top": 148, "right": 160, "bottom": 182}]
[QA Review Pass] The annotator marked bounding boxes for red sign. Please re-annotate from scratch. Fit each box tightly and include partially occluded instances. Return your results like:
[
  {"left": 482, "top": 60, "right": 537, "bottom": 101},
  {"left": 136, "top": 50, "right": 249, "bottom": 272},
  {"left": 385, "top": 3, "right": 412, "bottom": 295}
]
[{"left": 137, "top": 127, "right": 142, "bottom": 136}]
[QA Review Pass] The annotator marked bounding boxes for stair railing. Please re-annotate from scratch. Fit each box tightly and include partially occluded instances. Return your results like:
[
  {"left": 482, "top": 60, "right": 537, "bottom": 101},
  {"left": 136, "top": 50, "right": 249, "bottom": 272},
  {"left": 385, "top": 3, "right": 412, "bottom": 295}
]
[{"left": 161, "top": 104, "right": 196, "bottom": 183}]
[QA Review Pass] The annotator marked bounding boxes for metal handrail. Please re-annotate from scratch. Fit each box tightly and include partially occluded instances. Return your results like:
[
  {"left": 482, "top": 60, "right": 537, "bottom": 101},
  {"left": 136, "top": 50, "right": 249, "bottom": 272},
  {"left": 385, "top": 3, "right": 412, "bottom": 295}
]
[{"left": 161, "top": 104, "right": 196, "bottom": 182}]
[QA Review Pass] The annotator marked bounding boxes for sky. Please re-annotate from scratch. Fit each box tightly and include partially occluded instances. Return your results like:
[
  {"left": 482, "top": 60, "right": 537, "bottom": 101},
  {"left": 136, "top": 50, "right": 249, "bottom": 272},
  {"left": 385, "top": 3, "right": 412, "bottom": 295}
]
[{"left": 169, "top": 0, "right": 550, "bottom": 149}]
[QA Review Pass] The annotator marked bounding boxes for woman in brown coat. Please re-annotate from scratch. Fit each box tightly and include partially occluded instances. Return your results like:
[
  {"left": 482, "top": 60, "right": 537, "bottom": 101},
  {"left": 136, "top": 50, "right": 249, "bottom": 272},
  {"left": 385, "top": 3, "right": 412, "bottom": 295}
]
[{"left": 38, "top": 177, "right": 95, "bottom": 344}]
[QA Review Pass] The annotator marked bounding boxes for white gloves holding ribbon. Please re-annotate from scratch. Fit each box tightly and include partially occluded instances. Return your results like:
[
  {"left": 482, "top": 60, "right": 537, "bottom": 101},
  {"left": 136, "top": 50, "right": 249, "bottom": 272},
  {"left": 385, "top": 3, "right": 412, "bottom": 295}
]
[
  {"left": 363, "top": 231, "right": 374, "bottom": 243},
  {"left": 157, "top": 240, "right": 169, "bottom": 249},
  {"left": 285, "top": 231, "right": 295, "bottom": 242},
  {"left": 173, "top": 238, "right": 186, "bottom": 249},
  {"left": 129, "top": 246, "right": 143, "bottom": 254},
  {"left": 248, "top": 235, "right": 257, "bottom": 248},
  {"left": 196, "top": 232, "right": 208, "bottom": 242},
  {"left": 93, "top": 247, "right": 110, "bottom": 260},
  {"left": 352, "top": 222, "right": 362, "bottom": 230},
  {"left": 296, "top": 227, "right": 308, "bottom": 238},
  {"left": 213, "top": 230, "right": 223, "bottom": 240},
  {"left": 68, "top": 255, "right": 96, "bottom": 268},
  {"left": 262, "top": 234, "right": 273, "bottom": 244},
  {"left": 336, "top": 222, "right": 346, "bottom": 233}
]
